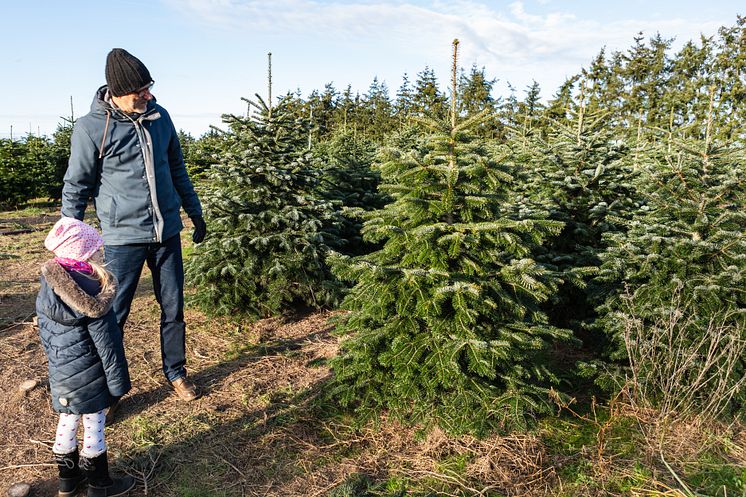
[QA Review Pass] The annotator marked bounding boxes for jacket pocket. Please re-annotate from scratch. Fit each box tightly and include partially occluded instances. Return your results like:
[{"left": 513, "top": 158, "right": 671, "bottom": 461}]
[{"left": 110, "top": 197, "right": 118, "bottom": 227}]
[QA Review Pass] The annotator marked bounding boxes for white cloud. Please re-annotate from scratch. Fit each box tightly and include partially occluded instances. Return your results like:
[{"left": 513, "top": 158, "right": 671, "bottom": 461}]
[{"left": 162, "top": 0, "right": 728, "bottom": 94}]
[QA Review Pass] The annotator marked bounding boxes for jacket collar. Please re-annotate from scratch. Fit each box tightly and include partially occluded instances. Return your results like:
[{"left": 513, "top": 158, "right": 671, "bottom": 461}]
[
  {"left": 41, "top": 260, "right": 117, "bottom": 318},
  {"left": 92, "top": 85, "right": 160, "bottom": 122}
]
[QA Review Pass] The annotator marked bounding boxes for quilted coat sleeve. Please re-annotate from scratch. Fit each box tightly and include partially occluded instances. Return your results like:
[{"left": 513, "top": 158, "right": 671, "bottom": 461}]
[{"left": 86, "top": 311, "right": 131, "bottom": 398}]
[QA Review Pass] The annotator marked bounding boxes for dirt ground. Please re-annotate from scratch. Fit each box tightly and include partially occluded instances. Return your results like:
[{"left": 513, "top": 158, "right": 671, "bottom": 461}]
[
  {"left": 0, "top": 211, "right": 558, "bottom": 497},
  {"left": 4, "top": 207, "right": 746, "bottom": 497},
  {"left": 0, "top": 212, "right": 342, "bottom": 496},
  {"left": 0, "top": 210, "right": 336, "bottom": 495}
]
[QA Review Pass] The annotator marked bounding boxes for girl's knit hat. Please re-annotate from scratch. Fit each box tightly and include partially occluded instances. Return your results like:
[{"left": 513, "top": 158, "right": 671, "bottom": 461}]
[{"left": 44, "top": 217, "right": 104, "bottom": 261}]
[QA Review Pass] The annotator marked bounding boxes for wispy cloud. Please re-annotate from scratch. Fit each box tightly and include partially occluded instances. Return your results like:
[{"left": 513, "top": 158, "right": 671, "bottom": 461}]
[{"left": 164, "top": 0, "right": 727, "bottom": 92}]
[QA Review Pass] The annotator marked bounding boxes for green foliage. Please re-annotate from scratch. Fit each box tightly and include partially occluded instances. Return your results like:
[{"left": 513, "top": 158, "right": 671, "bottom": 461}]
[
  {"left": 0, "top": 116, "right": 72, "bottom": 208},
  {"left": 457, "top": 64, "right": 502, "bottom": 139},
  {"left": 0, "top": 138, "right": 34, "bottom": 207},
  {"left": 687, "top": 451, "right": 746, "bottom": 496},
  {"left": 0, "top": 135, "right": 60, "bottom": 208},
  {"left": 185, "top": 94, "right": 342, "bottom": 319},
  {"left": 570, "top": 20, "right": 746, "bottom": 143},
  {"left": 328, "top": 108, "right": 572, "bottom": 435},
  {"left": 46, "top": 119, "right": 74, "bottom": 199},
  {"left": 597, "top": 123, "right": 746, "bottom": 413},
  {"left": 509, "top": 105, "right": 636, "bottom": 334},
  {"left": 313, "top": 130, "right": 388, "bottom": 255},
  {"left": 181, "top": 128, "right": 226, "bottom": 181},
  {"left": 411, "top": 67, "right": 448, "bottom": 120},
  {"left": 359, "top": 78, "right": 396, "bottom": 142}
]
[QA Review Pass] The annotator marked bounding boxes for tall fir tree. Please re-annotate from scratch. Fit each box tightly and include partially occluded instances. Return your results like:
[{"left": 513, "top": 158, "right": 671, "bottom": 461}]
[
  {"left": 457, "top": 64, "right": 497, "bottom": 115},
  {"left": 713, "top": 16, "right": 746, "bottom": 142},
  {"left": 581, "top": 49, "right": 625, "bottom": 128},
  {"left": 394, "top": 73, "right": 415, "bottom": 125},
  {"left": 412, "top": 66, "right": 448, "bottom": 119},
  {"left": 331, "top": 84, "right": 360, "bottom": 134},
  {"left": 304, "top": 83, "right": 339, "bottom": 145},
  {"left": 518, "top": 81, "right": 545, "bottom": 135},
  {"left": 360, "top": 77, "right": 395, "bottom": 142},
  {"left": 620, "top": 33, "right": 673, "bottom": 132},
  {"left": 458, "top": 64, "right": 501, "bottom": 138},
  {"left": 185, "top": 94, "right": 341, "bottom": 318},
  {"left": 328, "top": 41, "right": 571, "bottom": 434},
  {"left": 510, "top": 84, "right": 635, "bottom": 335},
  {"left": 596, "top": 95, "right": 746, "bottom": 410},
  {"left": 545, "top": 75, "right": 580, "bottom": 124}
]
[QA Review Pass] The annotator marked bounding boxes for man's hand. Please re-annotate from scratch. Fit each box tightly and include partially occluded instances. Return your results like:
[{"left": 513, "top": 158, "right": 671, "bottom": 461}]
[{"left": 191, "top": 215, "right": 207, "bottom": 243}]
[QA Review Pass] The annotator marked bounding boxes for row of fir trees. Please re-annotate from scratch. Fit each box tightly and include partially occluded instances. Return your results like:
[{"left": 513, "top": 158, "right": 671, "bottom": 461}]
[
  {"left": 0, "top": 119, "right": 72, "bottom": 208},
  {"left": 180, "top": 18, "right": 745, "bottom": 435}
]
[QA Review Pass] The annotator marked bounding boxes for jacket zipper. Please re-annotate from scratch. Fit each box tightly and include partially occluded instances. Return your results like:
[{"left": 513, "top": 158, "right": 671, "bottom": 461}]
[{"left": 123, "top": 111, "right": 163, "bottom": 243}]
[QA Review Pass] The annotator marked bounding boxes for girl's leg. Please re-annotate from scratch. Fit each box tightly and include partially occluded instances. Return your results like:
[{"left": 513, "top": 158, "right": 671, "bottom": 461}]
[
  {"left": 80, "top": 410, "right": 107, "bottom": 458},
  {"left": 78, "top": 409, "right": 135, "bottom": 494},
  {"left": 53, "top": 413, "right": 80, "bottom": 455},
  {"left": 53, "top": 413, "right": 86, "bottom": 496}
]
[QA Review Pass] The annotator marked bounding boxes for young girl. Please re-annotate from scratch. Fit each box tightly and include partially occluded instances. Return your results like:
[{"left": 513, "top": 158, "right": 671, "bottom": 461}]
[{"left": 36, "top": 217, "right": 134, "bottom": 497}]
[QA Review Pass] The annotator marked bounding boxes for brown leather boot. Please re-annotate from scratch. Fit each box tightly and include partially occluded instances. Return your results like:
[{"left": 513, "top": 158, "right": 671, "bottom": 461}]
[{"left": 169, "top": 376, "right": 200, "bottom": 401}]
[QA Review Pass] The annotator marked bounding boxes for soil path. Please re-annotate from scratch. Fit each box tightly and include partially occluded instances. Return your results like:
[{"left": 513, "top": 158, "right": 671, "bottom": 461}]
[
  {"left": 0, "top": 211, "right": 555, "bottom": 497},
  {"left": 0, "top": 215, "right": 352, "bottom": 496}
]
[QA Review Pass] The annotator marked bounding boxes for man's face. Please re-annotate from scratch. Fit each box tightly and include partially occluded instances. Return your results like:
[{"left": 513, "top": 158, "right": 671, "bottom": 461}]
[{"left": 112, "top": 83, "right": 154, "bottom": 113}]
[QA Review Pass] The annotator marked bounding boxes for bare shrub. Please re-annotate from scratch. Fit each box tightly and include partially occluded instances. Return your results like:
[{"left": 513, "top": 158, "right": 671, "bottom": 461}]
[{"left": 620, "top": 285, "right": 746, "bottom": 424}]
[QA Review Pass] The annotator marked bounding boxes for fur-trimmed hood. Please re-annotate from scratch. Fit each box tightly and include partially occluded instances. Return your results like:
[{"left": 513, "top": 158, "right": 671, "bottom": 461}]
[{"left": 41, "top": 260, "right": 117, "bottom": 318}]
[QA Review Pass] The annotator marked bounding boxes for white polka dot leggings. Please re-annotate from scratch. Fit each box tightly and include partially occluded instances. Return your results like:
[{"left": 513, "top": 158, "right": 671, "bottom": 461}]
[{"left": 52, "top": 410, "right": 107, "bottom": 457}]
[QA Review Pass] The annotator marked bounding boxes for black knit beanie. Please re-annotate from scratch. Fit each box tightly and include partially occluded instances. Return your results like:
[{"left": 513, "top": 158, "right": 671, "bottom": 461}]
[{"left": 105, "top": 48, "right": 153, "bottom": 97}]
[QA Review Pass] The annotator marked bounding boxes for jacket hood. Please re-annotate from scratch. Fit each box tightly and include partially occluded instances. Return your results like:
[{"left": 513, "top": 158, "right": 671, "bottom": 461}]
[
  {"left": 90, "top": 85, "right": 161, "bottom": 160},
  {"left": 41, "top": 260, "right": 117, "bottom": 318}
]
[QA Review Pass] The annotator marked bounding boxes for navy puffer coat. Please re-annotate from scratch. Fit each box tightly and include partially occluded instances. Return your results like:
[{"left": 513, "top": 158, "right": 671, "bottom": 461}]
[{"left": 36, "top": 260, "right": 131, "bottom": 414}]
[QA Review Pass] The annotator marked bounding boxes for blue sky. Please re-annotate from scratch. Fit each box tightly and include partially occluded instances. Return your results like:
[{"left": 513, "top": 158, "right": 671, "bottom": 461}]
[{"left": 1, "top": 0, "right": 742, "bottom": 138}]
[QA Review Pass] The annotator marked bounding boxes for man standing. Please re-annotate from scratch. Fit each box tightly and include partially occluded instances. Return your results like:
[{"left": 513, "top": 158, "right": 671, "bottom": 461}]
[{"left": 62, "top": 48, "right": 206, "bottom": 403}]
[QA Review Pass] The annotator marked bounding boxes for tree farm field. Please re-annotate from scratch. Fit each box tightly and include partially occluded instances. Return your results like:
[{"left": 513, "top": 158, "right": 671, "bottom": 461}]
[{"left": 0, "top": 200, "right": 744, "bottom": 496}]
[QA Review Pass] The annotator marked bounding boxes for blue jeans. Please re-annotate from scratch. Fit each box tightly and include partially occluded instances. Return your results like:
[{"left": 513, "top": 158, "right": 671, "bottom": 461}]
[{"left": 104, "top": 234, "right": 186, "bottom": 382}]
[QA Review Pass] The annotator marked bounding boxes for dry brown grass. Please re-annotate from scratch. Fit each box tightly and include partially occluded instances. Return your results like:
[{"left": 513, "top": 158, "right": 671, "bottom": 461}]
[
  {"left": 0, "top": 210, "right": 564, "bottom": 496},
  {"left": 1, "top": 208, "right": 743, "bottom": 497}
]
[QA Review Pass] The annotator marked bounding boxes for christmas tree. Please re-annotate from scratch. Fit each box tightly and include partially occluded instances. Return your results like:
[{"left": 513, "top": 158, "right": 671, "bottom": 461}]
[
  {"left": 597, "top": 92, "right": 746, "bottom": 414},
  {"left": 510, "top": 82, "right": 637, "bottom": 332},
  {"left": 327, "top": 41, "right": 571, "bottom": 434},
  {"left": 313, "top": 130, "right": 388, "bottom": 256},
  {"left": 186, "top": 94, "right": 341, "bottom": 319}
]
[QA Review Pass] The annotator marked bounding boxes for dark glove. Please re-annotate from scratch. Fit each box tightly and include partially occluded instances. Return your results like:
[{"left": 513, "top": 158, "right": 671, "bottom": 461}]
[{"left": 191, "top": 215, "right": 207, "bottom": 243}]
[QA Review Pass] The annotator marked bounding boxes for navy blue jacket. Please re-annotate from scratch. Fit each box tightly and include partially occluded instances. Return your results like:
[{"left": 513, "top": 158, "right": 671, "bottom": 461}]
[
  {"left": 61, "top": 86, "right": 202, "bottom": 245},
  {"left": 36, "top": 260, "right": 131, "bottom": 414}
]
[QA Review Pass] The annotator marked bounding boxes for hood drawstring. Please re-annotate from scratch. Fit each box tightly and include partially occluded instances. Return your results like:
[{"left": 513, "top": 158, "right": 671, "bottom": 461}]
[{"left": 98, "top": 110, "right": 111, "bottom": 159}]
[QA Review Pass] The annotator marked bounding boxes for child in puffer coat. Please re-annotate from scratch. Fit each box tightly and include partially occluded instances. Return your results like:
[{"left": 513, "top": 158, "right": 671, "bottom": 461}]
[{"left": 36, "top": 217, "right": 134, "bottom": 497}]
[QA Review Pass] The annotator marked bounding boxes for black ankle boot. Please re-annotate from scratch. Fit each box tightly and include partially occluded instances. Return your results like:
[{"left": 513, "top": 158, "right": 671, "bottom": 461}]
[
  {"left": 54, "top": 447, "right": 85, "bottom": 497},
  {"left": 54, "top": 448, "right": 86, "bottom": 497},
  {"left": 79, "top": 452, "right": 135, "bottom": 497}
]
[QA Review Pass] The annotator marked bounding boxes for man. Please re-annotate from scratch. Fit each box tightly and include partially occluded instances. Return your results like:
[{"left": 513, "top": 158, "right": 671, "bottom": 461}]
[{"left": 61, "top": 48, "right": 206, "bottom": 403}]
